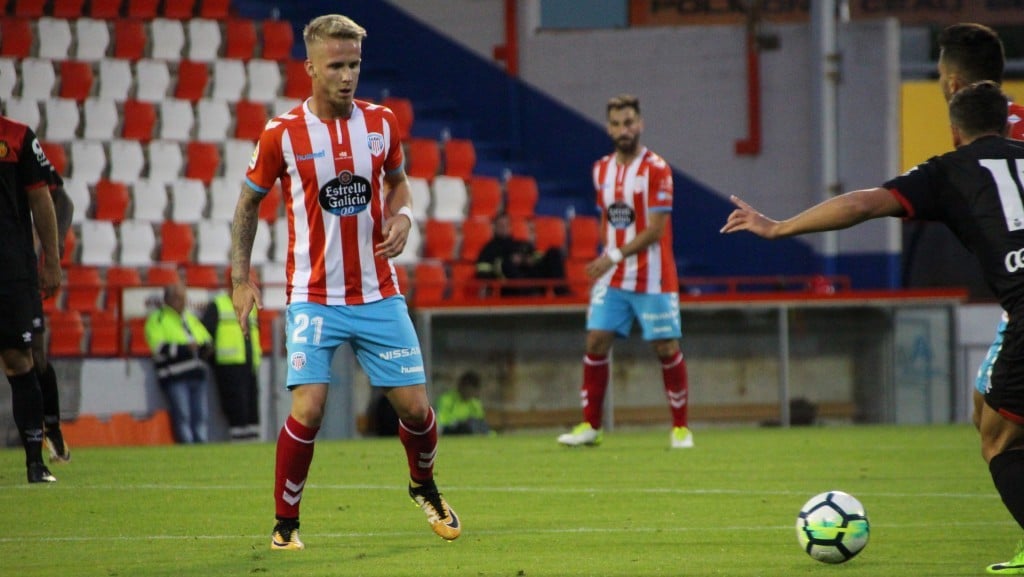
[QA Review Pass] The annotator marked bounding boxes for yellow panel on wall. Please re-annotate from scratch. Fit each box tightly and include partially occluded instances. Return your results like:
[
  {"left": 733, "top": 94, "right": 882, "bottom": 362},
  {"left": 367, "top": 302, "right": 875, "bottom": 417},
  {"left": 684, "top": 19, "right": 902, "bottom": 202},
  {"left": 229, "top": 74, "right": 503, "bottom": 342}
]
[{"left": 901, "top": 80, "right": 1024, "bottom": 172}]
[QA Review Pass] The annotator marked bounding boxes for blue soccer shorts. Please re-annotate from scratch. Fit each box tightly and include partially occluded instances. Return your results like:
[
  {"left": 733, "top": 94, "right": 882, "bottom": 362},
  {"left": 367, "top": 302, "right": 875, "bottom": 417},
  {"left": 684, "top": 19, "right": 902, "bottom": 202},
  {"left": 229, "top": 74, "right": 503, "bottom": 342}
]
[
  {"left": 284, "top": 297, "right": 425, "bottom": 389},
  {"left": 586, "top": 284, "right": 682, "bottom": 340},
  {"left": 976, "top": 313, "right": 1007, "bottom": 395}
]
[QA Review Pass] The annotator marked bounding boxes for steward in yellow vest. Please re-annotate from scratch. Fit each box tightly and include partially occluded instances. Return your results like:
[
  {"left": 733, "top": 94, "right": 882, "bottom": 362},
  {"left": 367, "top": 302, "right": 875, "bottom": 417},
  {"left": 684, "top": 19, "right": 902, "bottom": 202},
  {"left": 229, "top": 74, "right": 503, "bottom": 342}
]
[
  {"left": 145, "top": 282, "right": 213, "bottom": 443},
  {"left": 201, "top": 291, "right": 263, "bottom": 441}
]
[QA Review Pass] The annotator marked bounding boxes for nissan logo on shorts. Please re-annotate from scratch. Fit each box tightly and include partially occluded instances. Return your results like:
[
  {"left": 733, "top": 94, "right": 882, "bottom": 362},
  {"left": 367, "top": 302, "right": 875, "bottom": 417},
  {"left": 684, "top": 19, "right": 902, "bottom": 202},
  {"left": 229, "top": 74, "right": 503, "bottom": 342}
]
[{"left": 1006, "top": 248, "right": 1024, "bottom": 273}]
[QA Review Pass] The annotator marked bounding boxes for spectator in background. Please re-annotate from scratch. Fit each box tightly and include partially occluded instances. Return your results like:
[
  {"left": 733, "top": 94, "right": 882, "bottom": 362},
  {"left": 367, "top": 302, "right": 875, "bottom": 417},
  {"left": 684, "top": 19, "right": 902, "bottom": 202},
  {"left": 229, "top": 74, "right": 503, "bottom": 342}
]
[
  {"left": 145, "top": 281, "right": 214, "bottom": 444},
  {"left": 437, "top": 371, "right": 490, "bottom": 435},
  {"left": 0, "top": 114, "right": 63, "bottom": 483},
  {"left": 475, "top": 212, "right": 566, "bottom": 296},
  {"left": 201, "top": 283, "right": 262, "bottom": 441}
]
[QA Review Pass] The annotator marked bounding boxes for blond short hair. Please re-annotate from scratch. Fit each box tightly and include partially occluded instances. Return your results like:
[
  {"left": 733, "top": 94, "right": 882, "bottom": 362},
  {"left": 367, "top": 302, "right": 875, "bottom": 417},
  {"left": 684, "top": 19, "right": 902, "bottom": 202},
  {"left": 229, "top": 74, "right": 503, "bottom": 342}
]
[{"left": 303, "top": 14, "right": 367, "bottom": 51}]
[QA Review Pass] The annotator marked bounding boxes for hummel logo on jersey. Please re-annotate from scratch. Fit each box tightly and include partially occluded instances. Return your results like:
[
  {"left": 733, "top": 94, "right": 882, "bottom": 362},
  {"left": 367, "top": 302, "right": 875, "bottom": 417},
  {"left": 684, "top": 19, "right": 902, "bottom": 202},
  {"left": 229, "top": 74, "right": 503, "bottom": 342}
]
[{"left": 296, "top": 150, "right": 327, "bottom": 161}]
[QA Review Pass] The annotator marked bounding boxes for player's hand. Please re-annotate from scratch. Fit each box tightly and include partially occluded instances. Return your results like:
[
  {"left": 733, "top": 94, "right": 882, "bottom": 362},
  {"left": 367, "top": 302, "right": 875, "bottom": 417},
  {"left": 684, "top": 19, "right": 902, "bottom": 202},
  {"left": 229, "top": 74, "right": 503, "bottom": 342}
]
[
  {"left": 375, "top": 212, "right": 411, "bottom": 258},
  {"left": 232, "top": 279, "right": 262, "bottom": 336},
  {"left": 720, "top": 195, "right": 781, "bottom": 238},
  {"left": 585, "top": 254, "right": 615, "bottom": 280},
  {"left": 39, "top": 261, "right": 61, "bottom": 299}
]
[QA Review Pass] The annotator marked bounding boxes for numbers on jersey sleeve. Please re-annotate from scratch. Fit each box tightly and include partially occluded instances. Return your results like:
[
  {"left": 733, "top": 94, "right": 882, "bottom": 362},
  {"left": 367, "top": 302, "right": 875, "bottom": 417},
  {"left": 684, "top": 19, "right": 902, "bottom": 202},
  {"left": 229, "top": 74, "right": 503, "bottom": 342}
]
[
  {"left": 980, "top": 159, "right": 1024, "bottom": 231},
  {"left": 290, "top": 313, "right": 325, "bottom": 345}
]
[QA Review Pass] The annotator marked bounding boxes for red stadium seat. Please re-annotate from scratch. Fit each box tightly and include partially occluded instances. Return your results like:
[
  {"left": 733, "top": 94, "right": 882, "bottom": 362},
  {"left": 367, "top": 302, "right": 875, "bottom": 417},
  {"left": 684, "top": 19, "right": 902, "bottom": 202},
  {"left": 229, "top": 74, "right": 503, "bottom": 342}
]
[
  {"left": 113, "top": 19, "right": 147, "bottom": 60},
  {"left": 566, "top": 259, "right": 590, "bottom": 296},
  {"left": 127, "top": 317, "right": 149, "bottom": 356},
  {"left": 183, "top": 263, "right": 220, "bottom": 288},
  {"left": 449, "top": 261, "right": 481, "bottom": 302},
  {"left": 104, "top": 265, "right": 141, "bottom": 311},
  {"left": 174, "top": 60, "right": 209, "bottom": 102},
  {"left": 65, "top": 265, "right": 104, "bottom": 314},
  {"left": 509, "top": 216, "right": 530, "bottom": 242},
  {"left": 260, "top": 19, "right": 293, "bottom": 60},
  {"left": 48, "top": 310, "right": 85, "bottom": 357},
  {"left": 93, "top": 179, "right": 131, "bottom": 224},
  {"left": 382, "top": 96, "right": 413, "bottom": 139},
  {"left": 122, "top": 100, "right": 157, "bottom": 142},
  {"left": 1, "top": 18, "right": 33, "bottom": 57},
  {"left": 224, "top": 19, "right": 257, "bottom": 60},
  {"left": 58, "top": 61, "right": 94, "bottom": 102},
  {"left": 40, "top": 141, "right": 67, "bottom": 175},
  {"left": 533, "top": 216, "right": 567, "bottom": 253},
  {"left": 52, "top": 0, "right": 87, "bottom": 19},
  {"left": 458, "top": 217, "right": 492, "bottom": 262},
  {"left": 158, "top": 221, "right": 195, "bottom": 264},
  {"left": 505, "top": 174, "right": 538, "bottom": 218},
  {"left": 258, "top": 182, "right": 282, "bottom": 223},
  {"left": 161, "top": 0, "right": 196, "bottom": 19},
  {"left": 145, "top": 265, "right": 181, "bottom": 286},
  {"left": 89, "top": 0, "right": 123, "bottom": 19},
  {"left": 412, "top": 261, "right": 447, "bottom": 306},
  {"left": 61, "top": 228, "right": 76, "bottom": 267},
  {"left": 443, "top": 138, "right": 476, "bottom": 180},
  {"left": 234, "top": 100, "right": 268, "bottom": 140},
  {"left": 126, "top": 0, "right": 159, "bottom": 19},
  {"left": 185, "top": 141, "right": 220, "bottom": 184},
  {"left": 467, "top": 176, "right": 502, "bottom": 219},
  {"left": 258, "top": 309, "right": 276, "bottom": 354},
  {"left": 569, "top": 216, "right": 600, "bottom": 260},
  {"left": 12, "top": 0, "right": 45, "bottom": 18},
  {"left": 282, "top": 59, "right": 310, "bottom": 99},
  {"left": 198, "top": 0, "right": 230, "bottom": 19},
  {"left": 405, "top": 138, "right": 440, "bottom": 180},
  {"left": 423, "top": 219, "right": 457, "bottom": 262},
  {"left": 88, "top": 310, "right": 121, "bottom": 356}
]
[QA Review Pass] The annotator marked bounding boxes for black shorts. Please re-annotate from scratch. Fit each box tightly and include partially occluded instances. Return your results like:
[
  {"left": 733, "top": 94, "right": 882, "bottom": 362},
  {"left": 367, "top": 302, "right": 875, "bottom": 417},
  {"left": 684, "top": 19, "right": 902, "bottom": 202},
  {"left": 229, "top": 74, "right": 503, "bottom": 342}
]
[
  {"left": 988, "top": 318, "right": 1024, "bottom": 425},
  {"left": 0, "top": 281, "right": 39, "bottom": 349}
]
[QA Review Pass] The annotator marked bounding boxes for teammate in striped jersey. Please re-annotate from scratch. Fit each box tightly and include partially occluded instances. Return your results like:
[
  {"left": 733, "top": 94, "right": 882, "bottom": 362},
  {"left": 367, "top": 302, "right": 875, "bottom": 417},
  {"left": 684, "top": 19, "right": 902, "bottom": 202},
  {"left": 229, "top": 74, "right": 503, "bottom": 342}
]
[
  {"left": 228, "top": 14, "right": 459, "bottom": 551},
  {"left": 557, "top": 94, "right": 692, "bottom": 450}
]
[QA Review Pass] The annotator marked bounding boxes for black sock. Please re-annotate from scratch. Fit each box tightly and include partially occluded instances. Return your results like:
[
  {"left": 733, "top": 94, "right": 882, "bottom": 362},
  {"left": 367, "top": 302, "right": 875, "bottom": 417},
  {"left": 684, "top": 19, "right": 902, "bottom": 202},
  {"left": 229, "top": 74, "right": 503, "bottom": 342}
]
[
  {"left": 9, "top": 371, "right": 44, "bottom": 465},
  {"left": 990, "top": 450, "right": 1024, "bottom": 531},
  {"left": 36, "top": 363, "right": 65, "bottom": 452}
]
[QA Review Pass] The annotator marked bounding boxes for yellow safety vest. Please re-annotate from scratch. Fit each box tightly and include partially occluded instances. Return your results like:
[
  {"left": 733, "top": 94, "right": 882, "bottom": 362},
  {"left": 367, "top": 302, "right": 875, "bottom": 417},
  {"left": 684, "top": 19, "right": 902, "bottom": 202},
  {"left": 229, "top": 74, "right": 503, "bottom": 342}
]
[
  {"left": 144, "top": 305, "right": 212, "bottom": 382},
  {"left": 213, "top": 293, "right": 261, "bottom": 368}
]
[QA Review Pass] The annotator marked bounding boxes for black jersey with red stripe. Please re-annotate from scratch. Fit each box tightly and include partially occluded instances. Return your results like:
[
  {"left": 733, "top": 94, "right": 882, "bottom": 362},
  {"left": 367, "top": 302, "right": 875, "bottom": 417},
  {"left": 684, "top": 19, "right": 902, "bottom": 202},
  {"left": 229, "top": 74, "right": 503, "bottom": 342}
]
[
  {"left": 886, "top": 135, "right": 1024, "bottom": 316},
  {"left": 0, "top": 116, "right": 54, "bottom": 282}
]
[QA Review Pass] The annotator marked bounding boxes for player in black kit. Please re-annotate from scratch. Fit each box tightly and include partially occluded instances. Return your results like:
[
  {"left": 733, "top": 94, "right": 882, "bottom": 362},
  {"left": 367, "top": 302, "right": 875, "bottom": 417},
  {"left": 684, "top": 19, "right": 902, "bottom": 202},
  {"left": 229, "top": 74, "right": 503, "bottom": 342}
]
[
  {"left": 0, "top": 115, "right": 64, "bottom": 483},
  {"left": 721, "top": 81, "right": 1024, "bottom": 575}
]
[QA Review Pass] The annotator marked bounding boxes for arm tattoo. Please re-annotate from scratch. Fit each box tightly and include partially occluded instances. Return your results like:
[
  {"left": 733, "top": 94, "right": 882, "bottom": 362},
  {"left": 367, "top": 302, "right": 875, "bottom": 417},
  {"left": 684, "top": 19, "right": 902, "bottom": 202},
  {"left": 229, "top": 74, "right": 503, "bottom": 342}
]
[{"left": 230, "top": 186, "right": 261, "bottom": 285}]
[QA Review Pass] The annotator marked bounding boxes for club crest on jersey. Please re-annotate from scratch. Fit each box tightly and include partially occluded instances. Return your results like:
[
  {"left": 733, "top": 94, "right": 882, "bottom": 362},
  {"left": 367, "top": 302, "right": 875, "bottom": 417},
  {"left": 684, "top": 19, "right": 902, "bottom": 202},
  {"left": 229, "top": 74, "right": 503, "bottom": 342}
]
[
  {"left": 367, "top": 133, "right": 385, "bottom": 156},
  {"left": 319, "top": 170, "right": 371, "bottom": 216},
  {"left": 0, "top": 140, "right": 8, "bottom": 159},
  {"left": 607, "top": 201, "right": 636, "bottom": 229}
]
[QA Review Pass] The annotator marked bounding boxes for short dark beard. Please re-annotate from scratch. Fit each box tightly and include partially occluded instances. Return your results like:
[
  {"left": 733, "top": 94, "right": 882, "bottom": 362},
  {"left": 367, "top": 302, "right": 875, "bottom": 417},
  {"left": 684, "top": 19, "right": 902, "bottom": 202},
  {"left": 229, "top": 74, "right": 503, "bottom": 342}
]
[{"left": 615, "top": 137, "right": 638, "bottom": 155}]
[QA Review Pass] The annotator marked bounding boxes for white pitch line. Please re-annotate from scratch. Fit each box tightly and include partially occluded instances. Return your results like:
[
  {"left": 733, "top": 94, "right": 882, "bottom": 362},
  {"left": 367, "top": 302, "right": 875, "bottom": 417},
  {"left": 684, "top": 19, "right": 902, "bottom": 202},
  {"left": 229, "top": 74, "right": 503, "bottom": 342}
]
[
  {"left": 0, "top": 520, "right": 1015, "bottom": 544},
  {"left": 0, "top": 484, "right": 1001, "bottom": 500}
]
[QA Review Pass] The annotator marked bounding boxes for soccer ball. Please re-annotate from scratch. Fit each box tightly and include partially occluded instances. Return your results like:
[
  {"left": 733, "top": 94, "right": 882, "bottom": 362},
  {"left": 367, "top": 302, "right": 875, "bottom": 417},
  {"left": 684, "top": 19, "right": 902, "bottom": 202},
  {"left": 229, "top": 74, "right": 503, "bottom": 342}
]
[{"left": 795, "top": 490, "right": 870, "bottom": 563}]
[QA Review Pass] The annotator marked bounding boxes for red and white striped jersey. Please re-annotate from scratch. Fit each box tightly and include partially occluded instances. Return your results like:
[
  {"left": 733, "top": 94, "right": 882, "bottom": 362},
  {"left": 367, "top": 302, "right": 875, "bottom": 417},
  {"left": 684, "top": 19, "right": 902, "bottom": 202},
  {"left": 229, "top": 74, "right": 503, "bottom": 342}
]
[
  {"left": 246, "top": 99, "right": 405, "bottom": 305},
  {"left": 592, "top": 146, "right": 678, "bottom": 294},
  {"left": 1010, "top": 101, "right": 1024, "bottom": 140}
]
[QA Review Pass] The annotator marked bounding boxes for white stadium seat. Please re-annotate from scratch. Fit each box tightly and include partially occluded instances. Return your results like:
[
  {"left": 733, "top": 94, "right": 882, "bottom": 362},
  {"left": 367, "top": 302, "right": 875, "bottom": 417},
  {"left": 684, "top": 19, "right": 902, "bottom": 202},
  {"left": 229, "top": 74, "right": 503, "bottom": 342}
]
[{"left": 82, "top": 97, "right": 120, "bottom": 140}]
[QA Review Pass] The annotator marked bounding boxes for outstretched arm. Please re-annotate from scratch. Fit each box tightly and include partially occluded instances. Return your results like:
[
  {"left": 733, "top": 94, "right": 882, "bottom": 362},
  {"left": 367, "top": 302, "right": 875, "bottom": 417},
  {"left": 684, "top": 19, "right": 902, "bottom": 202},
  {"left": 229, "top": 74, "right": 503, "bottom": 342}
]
[
  {"left": 719, "top": 188, "right": 905, "bottom": 239},
  {"left": 230, "top": 183, "right": 264, "bottom": 335}
]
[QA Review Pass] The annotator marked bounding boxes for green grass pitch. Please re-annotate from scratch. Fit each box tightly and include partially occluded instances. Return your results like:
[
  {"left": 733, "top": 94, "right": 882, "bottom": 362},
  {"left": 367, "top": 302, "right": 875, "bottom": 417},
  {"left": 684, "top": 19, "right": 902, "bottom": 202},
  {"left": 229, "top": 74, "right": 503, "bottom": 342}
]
[{"left": 0, "top": 424, "right": 1016, "bottom": 576}]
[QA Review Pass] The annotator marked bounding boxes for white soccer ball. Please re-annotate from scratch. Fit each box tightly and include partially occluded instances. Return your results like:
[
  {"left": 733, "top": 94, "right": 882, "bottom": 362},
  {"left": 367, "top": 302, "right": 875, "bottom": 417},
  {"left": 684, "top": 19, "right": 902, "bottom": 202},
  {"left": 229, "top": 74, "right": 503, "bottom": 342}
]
[{"left": 795, "top": 490, "right": 870, "bottom": 564}]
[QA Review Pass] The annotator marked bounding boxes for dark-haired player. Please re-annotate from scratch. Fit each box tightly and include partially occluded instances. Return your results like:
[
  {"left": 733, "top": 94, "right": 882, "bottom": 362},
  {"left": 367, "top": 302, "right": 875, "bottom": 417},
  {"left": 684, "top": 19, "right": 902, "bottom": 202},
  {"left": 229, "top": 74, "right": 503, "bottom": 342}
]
[{"left": 722, "top": 81, "right": 1024, "bottom": 575}]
